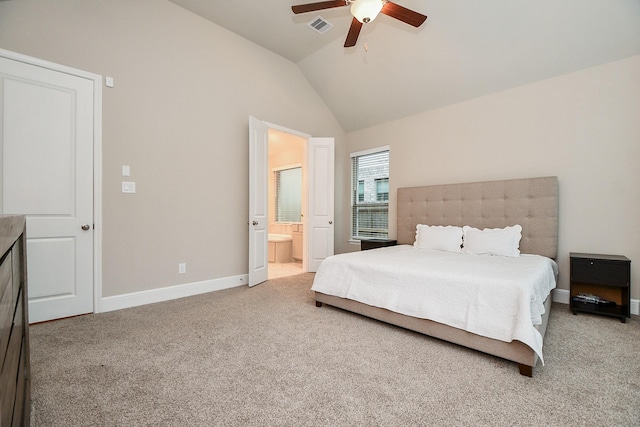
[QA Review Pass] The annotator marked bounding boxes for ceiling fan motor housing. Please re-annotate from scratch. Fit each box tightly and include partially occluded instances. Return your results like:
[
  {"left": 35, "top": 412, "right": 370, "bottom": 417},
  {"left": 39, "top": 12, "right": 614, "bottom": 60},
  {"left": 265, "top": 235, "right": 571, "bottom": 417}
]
[{"left": 351, "top": 0, "right": 384, "bottom": 24}]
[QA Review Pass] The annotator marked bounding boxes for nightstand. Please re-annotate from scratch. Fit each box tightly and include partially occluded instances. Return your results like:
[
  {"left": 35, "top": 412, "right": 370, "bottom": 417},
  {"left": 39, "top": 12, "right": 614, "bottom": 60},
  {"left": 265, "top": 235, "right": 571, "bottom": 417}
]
[
  {"left": 570, "top": 253, "right": 631, "bottom": 323},
  {"left": 360, "top": 239, "right": 397, "bottom": 251}
]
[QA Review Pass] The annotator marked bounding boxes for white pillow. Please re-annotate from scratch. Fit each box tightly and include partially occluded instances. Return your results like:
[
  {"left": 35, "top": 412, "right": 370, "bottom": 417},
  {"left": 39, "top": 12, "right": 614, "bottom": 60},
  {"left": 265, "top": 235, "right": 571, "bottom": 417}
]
[
  {"left": 462, "top": 225, "right": 522, "bottom": 257},
  {"left": 414, "top": 225, "right": 463, "bottom": 253}
]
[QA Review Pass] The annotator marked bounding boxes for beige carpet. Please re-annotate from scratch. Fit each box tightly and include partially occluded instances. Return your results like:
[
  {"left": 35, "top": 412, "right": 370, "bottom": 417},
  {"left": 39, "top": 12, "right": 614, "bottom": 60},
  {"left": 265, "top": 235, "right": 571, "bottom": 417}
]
[{"left": 30, "top": 273, "right": 640, "bottom": 426}]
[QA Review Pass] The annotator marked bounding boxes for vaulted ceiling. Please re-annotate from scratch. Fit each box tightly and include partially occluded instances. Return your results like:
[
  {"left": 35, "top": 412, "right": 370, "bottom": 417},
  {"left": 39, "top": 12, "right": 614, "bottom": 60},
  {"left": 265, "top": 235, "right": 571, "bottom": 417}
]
[{"left": 170, "top": 0, "right": 640, "bottom": 132}]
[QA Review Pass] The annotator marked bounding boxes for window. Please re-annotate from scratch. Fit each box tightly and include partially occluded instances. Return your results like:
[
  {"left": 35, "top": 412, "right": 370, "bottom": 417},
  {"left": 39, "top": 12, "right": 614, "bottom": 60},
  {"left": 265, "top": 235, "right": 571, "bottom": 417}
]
[
  {"left": 376, "top": 178, "right": 389, "bottom": 202},
  {"left": 350, "top": 147, "right": 389, "bottom": 240},
  {"left": 275, "top": 166, "right": 302, "bottom": 222}
]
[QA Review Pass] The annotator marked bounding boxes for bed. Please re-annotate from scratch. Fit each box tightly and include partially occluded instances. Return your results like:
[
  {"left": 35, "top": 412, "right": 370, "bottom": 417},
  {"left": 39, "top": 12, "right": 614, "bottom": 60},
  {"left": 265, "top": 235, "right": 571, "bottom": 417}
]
[{"left": 312, "top": 176, "right": 559, "bottom": 376}]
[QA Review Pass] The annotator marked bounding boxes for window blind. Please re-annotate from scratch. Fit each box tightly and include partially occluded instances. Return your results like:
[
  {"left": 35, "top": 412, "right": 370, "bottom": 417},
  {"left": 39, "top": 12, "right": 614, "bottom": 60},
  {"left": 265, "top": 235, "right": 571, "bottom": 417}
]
[
  {"left": 351, "top": 149, "right": 389, "bottom": 240},
  {"left": 275, "top": 166, "right": 302, "bottom": 222}
]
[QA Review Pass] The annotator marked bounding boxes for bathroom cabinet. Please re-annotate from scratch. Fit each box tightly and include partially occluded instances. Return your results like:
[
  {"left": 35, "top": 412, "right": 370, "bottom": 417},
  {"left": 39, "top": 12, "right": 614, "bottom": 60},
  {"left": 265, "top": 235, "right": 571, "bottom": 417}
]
[{"left": 292, "top": 224, "right": 303, "bottom": 261}]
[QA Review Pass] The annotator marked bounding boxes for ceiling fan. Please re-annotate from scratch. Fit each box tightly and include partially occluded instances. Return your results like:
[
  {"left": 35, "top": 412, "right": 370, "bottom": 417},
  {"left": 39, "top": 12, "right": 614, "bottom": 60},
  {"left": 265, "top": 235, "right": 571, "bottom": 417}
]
[{"left": 291, "top": 0, "right": 427, "bottom": 48}]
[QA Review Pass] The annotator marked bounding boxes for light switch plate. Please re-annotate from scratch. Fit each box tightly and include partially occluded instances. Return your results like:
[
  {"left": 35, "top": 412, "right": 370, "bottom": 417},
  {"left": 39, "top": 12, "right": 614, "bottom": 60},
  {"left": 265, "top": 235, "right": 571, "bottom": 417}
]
[
  {"left": 122, "top": 165, "right": 130, "bottom": 176},
  {"left": 122, "top": 181, "right": 136, "bottom": 193}
]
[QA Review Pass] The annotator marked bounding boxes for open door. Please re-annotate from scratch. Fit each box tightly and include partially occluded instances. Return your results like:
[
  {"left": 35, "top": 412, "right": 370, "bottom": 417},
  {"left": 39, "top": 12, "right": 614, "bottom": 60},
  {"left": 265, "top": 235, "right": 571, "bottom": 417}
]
[
  {"left": 307, "top": 138, "right": 335, "bottom": 272},
  {"left": 248, "top": 116, "right": 268, "bottom": 286},
  {"left": 248, "top": 117, "right": 335, "bottom": 283}
]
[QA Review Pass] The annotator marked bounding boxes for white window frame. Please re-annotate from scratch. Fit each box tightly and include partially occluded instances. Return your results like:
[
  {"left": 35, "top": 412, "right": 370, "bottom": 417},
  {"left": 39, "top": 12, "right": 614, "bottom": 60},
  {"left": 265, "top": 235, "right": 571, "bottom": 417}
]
[
  {"left": 273, "top": 163, "right": 302, "bottom": 223},
  {"left": 349, "top": 146, "right": 390, "bottom": 243}
]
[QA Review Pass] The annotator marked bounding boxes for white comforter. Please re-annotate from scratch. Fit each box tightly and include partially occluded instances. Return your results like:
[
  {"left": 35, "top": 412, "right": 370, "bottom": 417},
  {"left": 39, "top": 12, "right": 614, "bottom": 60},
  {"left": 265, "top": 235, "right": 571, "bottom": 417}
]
[{"left": 311, "top": 245, "right": 558, "bottom": 362}]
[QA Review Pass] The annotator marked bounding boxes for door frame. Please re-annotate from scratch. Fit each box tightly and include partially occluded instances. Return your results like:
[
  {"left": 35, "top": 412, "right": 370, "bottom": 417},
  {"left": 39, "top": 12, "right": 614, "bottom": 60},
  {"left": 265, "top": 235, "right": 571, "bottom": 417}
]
[
  {"left": 249, "top": 118, "right": 321, "bottom": 285},
  {"left": 0, "top": 48, "right": 103, "bottom": 314},
  {"left": 263, "top": 121, "right": 312, "bottom": 273}
]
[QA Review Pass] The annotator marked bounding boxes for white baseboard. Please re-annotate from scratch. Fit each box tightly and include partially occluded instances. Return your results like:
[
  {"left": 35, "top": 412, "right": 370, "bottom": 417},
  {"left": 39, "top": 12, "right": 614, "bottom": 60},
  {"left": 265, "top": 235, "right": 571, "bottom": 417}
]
[
  {"left": 552, "top": 289, "right": 639, "bottom": 316},
  {"left": 99, "top": 274, "right": 248, "bottom": 313}
]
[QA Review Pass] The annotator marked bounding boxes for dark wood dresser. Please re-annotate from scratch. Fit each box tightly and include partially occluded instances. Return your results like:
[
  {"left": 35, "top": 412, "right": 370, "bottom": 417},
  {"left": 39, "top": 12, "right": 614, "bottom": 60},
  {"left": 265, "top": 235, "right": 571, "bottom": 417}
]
[{"left": 0, "top": 215, "right": 30, "bottom": 426}]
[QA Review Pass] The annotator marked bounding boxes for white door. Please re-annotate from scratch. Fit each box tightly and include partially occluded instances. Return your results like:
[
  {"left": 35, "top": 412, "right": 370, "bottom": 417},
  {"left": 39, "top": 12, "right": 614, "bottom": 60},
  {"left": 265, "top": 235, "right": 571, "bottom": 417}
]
[
  {"left": 248, "top": 119, "right": 335, "bottom": 280},
  {"left": 248, "top": 116, "right": 268, "bottom": 287},
  {"left": 0, "top": 55, "right": 95, "bottom": 323},
  {"left": 307, "top": 137, "right": 334, "bottom": 272}
]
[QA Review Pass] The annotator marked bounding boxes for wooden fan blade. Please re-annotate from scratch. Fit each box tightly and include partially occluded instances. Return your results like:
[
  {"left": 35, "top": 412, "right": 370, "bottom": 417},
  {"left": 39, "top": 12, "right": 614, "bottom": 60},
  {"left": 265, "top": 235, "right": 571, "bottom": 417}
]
[
  {"left": 380, "top": 1, "right": 427, "bottom": 27},
  {"left": 292, "top": 0, "right": 347, "bottom": 14},
  {"left": 344, "top": 17, "right": 363, "bottom": 47}
]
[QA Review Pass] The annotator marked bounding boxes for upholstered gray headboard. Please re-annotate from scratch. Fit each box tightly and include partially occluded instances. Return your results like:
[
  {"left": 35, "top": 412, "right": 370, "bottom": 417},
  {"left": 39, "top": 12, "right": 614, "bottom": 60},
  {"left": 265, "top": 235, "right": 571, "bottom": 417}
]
[{"left": 397, "top": 176, "right": 559, "bottom": 259}]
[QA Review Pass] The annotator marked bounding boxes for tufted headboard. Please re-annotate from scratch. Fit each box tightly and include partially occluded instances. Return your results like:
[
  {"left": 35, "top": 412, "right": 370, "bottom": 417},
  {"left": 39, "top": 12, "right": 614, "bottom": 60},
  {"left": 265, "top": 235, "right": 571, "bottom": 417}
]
[{"left": 396, "top": 176, "right": 559, "bottom": 259}]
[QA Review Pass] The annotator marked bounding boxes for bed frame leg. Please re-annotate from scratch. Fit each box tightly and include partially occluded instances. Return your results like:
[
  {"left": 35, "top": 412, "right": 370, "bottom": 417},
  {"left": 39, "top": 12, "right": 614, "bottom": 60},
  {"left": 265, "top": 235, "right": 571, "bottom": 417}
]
[
  {"left": 518, "top": 364, "right": 533, "bottom": 377},
  {"left": 315, "top": 301, "right": 323, "bottom": 307}
]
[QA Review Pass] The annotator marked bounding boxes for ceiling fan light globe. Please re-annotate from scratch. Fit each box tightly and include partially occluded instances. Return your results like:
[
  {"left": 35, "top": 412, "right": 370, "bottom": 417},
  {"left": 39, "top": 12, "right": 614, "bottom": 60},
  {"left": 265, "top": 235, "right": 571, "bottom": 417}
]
[{"left": 350, "top": 0, "right": 383, "bottom": 24}]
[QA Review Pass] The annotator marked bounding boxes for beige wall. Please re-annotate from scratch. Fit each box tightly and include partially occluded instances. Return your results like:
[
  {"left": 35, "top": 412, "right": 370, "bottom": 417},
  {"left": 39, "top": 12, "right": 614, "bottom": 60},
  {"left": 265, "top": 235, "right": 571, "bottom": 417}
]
[
  {"left": 2, "top": 0, "right": 637, "bottom": 303},
  {"left": 0, "top": 0, "right": 347, "bottom": 297},
  {"left": 346, "top": 55, "right": 640, "bottom": 299}
]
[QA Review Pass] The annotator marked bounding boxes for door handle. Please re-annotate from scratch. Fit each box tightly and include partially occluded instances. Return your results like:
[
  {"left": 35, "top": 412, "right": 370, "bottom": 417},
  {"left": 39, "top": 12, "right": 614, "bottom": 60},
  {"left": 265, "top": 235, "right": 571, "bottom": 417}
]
[
  {"left": 252, "top": 221, "right": 259, "bottom": 226},
  {"left": 81, "top": 224, "right": 91, "bottom": 231},
  {"left": 329, "top": 221, "right": 333, "bottom": 225}
]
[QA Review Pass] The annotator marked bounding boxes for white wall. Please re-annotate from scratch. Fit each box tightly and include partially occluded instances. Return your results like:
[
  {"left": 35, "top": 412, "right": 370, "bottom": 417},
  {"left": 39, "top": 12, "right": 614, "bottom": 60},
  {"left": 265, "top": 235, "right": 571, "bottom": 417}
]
[
  {"left": 346, "top": 55, "right": 640, "bottom": 299},
  {"left": 0, "top": 0, "right": 346, "bottom": 298}
]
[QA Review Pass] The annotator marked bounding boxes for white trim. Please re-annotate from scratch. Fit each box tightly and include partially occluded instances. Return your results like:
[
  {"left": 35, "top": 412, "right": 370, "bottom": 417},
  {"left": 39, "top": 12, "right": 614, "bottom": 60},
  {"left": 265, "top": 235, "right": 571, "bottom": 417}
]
[
  {"left": 0, "top": 48, "right": 99, "bottom": 82},
  {"left": 92, "top": 72, "right": 104, "bottom": 314},
  {"left": 100, "top": 274, "right": 248, "bottom": 313},
  {"left": 552, "top": 288, "right": 571, "bottom": 305},
  {"left": 350, "top": 145, "right": 390, "bottom": 158},
  {"left": 261, "top": 120, "right": 316, "bottom": 274},
  {"left": 553, "top": 288, "right": 639, "bottom": 316},
  {"left": 0, "top": 48, "right": 104, "bottom": 316}
]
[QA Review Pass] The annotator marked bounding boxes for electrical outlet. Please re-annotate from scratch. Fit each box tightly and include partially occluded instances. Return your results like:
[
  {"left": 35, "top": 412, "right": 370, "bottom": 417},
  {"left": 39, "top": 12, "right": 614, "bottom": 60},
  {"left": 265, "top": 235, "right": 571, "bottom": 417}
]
[
  {"left": 178, "top": 263, "right": 186, "bottom": 274},
  {"left": 122, "top": 181, "right": 136, "bottom": 193}
]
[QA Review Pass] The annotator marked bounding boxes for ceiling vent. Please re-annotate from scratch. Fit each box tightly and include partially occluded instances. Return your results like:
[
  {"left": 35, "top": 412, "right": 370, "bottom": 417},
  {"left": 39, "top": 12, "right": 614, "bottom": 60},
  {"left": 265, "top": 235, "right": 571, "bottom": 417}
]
[{"left": 307, "top": 16, "right": 334, "bottom": 34}]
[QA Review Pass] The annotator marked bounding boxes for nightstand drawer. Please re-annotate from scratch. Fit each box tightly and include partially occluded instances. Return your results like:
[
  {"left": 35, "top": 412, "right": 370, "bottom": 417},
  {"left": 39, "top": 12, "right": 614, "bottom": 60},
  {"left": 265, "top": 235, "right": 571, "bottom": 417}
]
[{"left": 571, "top": 258, "right": 629, "bottom": 287}]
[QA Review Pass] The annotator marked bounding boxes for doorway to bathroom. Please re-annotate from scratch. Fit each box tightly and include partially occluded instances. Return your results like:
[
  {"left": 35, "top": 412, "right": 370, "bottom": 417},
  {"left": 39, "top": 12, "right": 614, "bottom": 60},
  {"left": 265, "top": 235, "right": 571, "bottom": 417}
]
[
  {"left": 267, "top": 129, "right": 305, "bottom": 279},
  {"left": 249, "top": 116, "right": 334, "bottom": 287}
]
